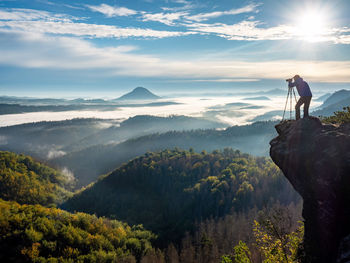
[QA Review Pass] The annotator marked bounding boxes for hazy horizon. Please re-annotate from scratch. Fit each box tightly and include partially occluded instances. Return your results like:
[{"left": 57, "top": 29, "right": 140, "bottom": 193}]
[{"left": 0, "top": 85, "right": 342, "bottom": 100}]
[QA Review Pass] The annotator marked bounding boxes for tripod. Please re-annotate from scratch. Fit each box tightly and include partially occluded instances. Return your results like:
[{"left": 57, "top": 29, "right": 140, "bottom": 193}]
[{"left": 282, "top": 85, "right": 298, "bottom": 121}]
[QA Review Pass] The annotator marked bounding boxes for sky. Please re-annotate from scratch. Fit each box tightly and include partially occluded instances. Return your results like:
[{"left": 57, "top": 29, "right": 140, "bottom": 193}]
[{"left": 0, "top": 0, "right": 350, "bottom": 97}]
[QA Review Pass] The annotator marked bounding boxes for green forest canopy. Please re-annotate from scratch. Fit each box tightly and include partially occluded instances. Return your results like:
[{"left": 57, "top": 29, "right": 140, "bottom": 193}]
[
  {"left": 63, "top": 148, "right": 300, "bottom": 246},
  {"left": 0, "top": 151, "right": 73, "bottom": 206},
  {"left": 0, "top": 199, "right": 155, "bottom": 263},
  {"left": 0, "top": 148, "right": 303, "bottom": 262}
]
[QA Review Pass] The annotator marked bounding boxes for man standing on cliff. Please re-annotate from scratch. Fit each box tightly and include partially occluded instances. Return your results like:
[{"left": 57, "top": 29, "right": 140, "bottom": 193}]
[{"left": 288, "top": 75, "right": 312, "bottom": 120}]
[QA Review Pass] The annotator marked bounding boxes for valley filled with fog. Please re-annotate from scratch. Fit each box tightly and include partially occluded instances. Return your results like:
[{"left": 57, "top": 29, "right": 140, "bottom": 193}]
[
  {"left": 1, "top": 87, "right": 347, "bottom": 189},
  {"left": 0, "top": 92, "right": 323, "bottom": 127}
]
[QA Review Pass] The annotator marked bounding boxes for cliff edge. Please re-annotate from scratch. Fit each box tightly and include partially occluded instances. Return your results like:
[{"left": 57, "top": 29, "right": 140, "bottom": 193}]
[{"left": 270, "top": 116, "right": 350, "bottom": 263}]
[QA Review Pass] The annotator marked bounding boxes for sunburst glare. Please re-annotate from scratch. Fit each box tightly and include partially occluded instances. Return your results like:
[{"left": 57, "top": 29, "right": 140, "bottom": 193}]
[{"left": 293, "top": 9, "right": 330, "bottom": 42}]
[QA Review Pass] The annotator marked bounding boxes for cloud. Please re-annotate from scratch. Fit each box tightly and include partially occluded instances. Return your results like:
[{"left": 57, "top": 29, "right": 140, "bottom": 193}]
[
  {"left": 1, "top": 7, "right": 349, "bottom": 44},
  {"left": 186, "top": 3, "right": 259, "bottom": 22},
  {"left": 187, "top": 20, "right": 293, "bottom": 40},
  {"left": 331, "top": 27, "right": 350, "bottom": 44},
  {"left": 1, "top": 30, "right": 350, "bottom": 82},
  {"left": 172, "top": 0, "right": 190, "bottom": 4},
  {"left": 47, "top": 149, "right": 66, "bottom": 159},
  {"left": 186, "top": 20, "right": 350, "bottom": 44},
  {"left": 0, "top": 8, "right": 75, "bottom": 21},
  {"left": 141, "top": 11, "right": 188, "bottom": 25},
  {"left": 0, "top": 8, "right": 193, "bottom": 39},
  {"left": 0, "top": 20, "right": 193, "bottom": 39},
  {"left": 60, "top": 167, "right": 75, "bottom": 182},
  {"left": 0, "top": 30, "right": 161, "bottom": 69},
  {"left": 151, "top": 3, "right": 258, "bottom": 25},
  {"left": 87, "top": 4, "right": 137, "bottom": 17},
  {"left": 36, "top": 0, "right": 85, "bottom": 10},
  {"left": 161, "top": 0, "right": 195, "bottom": 11}
]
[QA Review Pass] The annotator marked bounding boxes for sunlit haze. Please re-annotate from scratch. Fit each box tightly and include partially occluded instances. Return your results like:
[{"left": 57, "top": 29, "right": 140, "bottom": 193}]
[
  {"left": 0, "top": 96, "right": 323, "bottom": 127},
  {"left": 295, "top": 9, "right": 329, "bottom": 42}
]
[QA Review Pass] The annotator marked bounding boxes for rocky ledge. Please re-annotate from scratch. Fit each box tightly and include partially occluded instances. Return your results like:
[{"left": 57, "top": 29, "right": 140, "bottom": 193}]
[{"left": 270, "top": 116, "right": 350, "bottom": 263}]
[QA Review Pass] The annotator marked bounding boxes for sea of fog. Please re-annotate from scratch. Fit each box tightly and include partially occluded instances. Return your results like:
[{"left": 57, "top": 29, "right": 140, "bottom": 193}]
[{"left": 0, "top": 96, "right": 322, "bottom": 127}]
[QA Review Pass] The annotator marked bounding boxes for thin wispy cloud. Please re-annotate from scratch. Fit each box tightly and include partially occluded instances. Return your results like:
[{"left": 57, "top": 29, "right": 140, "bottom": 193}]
[
  {"left": 1, "top": 30, "right": 350, "bottom": 82},
  {"left": 158, "top": 0, "right": 197, "bottom": 12},
  {"left": 186, "top": 3, "right": 260, "bottom": 22},
  {"left": 331, "top": 27, "right": 350, "bottom": 44},
  {"left": 87, "top": 4, "right": 137, "bottom": 17},
  {"left": 0, "top": 8, "right": 75, "bottom": 21},
  {"left": 0, "top": 8, "right": 193, "bottom": 39},
  {"left": 1, "top": 7, "right": 349, "bottom": 44},
  {"left": 141, "top": 3, "right": 258, "bottom": 26},
  {"left": 186, "top": 20, "right": 350, "bottom": 44},
  {"left": 187, "top": 21, "right": 293, "bottom": 41},
  {"left": 0, "top": 20, "right": 193, "bottom": 38},
  {"left": 141, "top": 11, "right": 188, "bottom": 26},
  {"left": 36, "top": 0, "right": 84, "bottom": 10},
  {"left": 172, "top": 0, "right": 190, "bottom": 4}
]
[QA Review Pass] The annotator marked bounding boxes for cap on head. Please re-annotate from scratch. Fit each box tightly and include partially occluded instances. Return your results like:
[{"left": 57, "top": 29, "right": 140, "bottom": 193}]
[{"left": 293, "top": 74, "right": 301, "bottom": 80}]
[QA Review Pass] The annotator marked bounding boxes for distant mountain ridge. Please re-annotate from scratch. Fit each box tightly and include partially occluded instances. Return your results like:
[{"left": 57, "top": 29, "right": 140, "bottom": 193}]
[
  {"left": 313, "top": 96, "right": 350, "bottom": 117},
  {"left": 315, "top": 93, "right": 331, "bottom": 102},
  {"left": 311, "top": 89, "right": 350, "bottom": 117},
  {"left": 320, "top": 89, "right": 350, "bottom": 108},
  {"left": 116, "top": 87, "right": 160, "bottom": 100},
  {"left": 51, "top": 120, "right": 277, "bottom": 187}
]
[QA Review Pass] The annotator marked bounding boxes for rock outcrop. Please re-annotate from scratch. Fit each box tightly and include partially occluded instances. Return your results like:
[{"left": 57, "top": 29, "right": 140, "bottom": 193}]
[{"left": 270, "top": 117, "right": 350, "bottom": 263}]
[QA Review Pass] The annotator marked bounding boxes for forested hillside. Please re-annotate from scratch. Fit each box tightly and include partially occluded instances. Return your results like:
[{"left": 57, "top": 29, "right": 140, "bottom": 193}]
[
  {"left": 0, "top": 115, "right": 225, "bottom": 160},
  {"left": 65, "top": 115, "right": 226, "bottom": 152},
  {"left": 0, "top": 149, "right": 303, "bottom": 262},
  {"left": 0, "top": 151, "right": 157, "bottom": 262},
  {"left": 0, "top": 118, "right": 119, "bottom": 159},
  {"left": 54, "top": 121, "right": 276, "bottom": 187},
  {"left": 0, "top": 151, "right": 72, "bottom": 206},
  {"left": 63, "top": 148, "right": 300, "bottom": 246},
  {"left": 0, "top": 199, "right": 155, "bottom": 263}
]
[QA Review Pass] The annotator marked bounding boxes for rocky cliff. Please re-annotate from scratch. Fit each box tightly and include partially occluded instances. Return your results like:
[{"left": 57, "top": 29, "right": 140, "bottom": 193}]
[{"left": 270, "top": 117, "right": 350, "bottom": 263}]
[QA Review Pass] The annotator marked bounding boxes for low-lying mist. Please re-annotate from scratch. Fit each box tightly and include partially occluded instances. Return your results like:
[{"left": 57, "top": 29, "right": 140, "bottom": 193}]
[{"left": 0, "top": 95, "right": 322, "bottom": 127}]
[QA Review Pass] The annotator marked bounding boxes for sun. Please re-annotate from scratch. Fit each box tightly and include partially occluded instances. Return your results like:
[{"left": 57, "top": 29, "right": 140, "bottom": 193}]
[{"left": 294, "top": 9, "right": 329, "bottom": 42}]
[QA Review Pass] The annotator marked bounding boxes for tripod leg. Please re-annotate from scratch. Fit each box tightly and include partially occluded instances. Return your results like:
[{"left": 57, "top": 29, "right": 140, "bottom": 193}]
[
  {"left": 282, "top": 88, "right": 290, "bottom": 121},
  {"left": 292, "top": 88, "right": 298, "bottom": 119},
  {"left": 290, "top": 88, "right": 293, "bottom": 119},
  {"left": 292, "top": 88, "right": 297, "bottom": 103}
]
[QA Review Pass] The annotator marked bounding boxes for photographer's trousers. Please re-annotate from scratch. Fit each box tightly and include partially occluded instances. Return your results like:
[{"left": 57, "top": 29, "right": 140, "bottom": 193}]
[{"left": 295, "top": 96, "right": 312, "bottom": 120}]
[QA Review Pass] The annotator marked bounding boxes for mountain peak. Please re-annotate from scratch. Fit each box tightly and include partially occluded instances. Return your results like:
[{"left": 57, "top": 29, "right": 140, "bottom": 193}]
[
  {"left": 117, "top": 87, "right": 160, "bottom": 100},
  {"left": 133, "top": 86, "right": 148, "bottom": 92}
]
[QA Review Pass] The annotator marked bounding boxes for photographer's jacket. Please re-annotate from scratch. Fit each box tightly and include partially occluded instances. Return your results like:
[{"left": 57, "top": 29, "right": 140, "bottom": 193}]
[{"left": 289, "top": 77, "right": 312, "bottom": 97}]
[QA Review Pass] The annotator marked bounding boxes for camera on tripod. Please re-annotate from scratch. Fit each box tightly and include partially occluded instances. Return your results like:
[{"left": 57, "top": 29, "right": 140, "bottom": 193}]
[{"left": 282, "top": 78, "right": 297, "bottom": 121}]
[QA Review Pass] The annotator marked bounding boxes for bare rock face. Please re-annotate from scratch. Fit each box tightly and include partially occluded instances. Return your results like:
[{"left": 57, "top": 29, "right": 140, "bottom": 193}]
[{"left": 270, "top": 117, "right": 350, "bottom": 263}]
